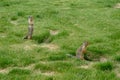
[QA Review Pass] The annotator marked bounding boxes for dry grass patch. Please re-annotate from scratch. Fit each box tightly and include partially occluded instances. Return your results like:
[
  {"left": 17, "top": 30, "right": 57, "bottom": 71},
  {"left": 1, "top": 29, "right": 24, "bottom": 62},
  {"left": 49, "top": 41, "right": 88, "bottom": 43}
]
[
  {"left": 0, "top": 33, "right": 7, "bottom": 38},
  {"left": 10, "top": 41, "right": 40, "bottom": 51},
  {"left": 40, "top": 43, "right": 59, "bottom": 50},
  {"left": 10, "top": 21, "right": 18, "bottom": 25},
  {"left": 114, "top": 64, "right": 120, "bottom": 78},
  {"left": 50, "top": 30, "right": 59, "bottom": 35},
  {"left": 114, "top": 3, "right": 120, "bottom": 8},
  {"left": 42, "top": 71, "right": 55, "bottom": 76},
  {"left": 78, "top": 62, "right": 94, "bottom": 69},
  {"left": 100, "top": 57, "right": 108, "bottom": 62},
  {"left": 0, "top": 68, "right": 9, "bottom": 74}
]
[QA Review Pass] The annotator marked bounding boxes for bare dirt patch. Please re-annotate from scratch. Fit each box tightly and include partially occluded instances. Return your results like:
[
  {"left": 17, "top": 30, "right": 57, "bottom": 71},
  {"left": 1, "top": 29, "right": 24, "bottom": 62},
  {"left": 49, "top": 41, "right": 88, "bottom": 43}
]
[
  {"left": 0, "top": 33, "right": 7, "bottom": 38},
  {"left": 116, "top": 71, "right": 120, "bottom": 78},
  {"left": 33, "top": 70, "right": 55, "bottom": 76},
  {"left": 24, "top": 64, "right": 35, "bottom": 70},
  {"left": 50, "top": 30, "right": 59, "bottom": 35},
  {"left": 42, "top": 72, "right": 55, "bottom": 76},
  {"left": 0, "top": 68, "right": 9, "bottom": 74},
  {"left": 114, "top": 64, "right": 120, "bottom": 78},
  {"left": 41, "top": 43, "right": 59, "bottom": 50},
  {"left": 24, "top": 45, "right": 33, "bottom": 50},
  {"left": 39, "top": 61, "right": 48, "bottom": 64},
  {"left": 77, "top": 62, "right": 94, "bottom": 69},
  {"left": 114, "top": 3, "right": 120, "bottom": 8},
  {"left": 80, "top": 65, "right": 89, "bottom": 69},
  {"left": 100, "top": 57, "right": 108, "bottom": 62},
  {"left": 10, "top": 21, "right": 18, "bottom": 25},
  {"left": 0, "top": 63, "right": 36, "bottom": 74},
  {"left": 10, "top": 44, "right": 34, "bottom": 51},
  {"left": 10, "top": 41, "right": 40, "bottom": 51}
]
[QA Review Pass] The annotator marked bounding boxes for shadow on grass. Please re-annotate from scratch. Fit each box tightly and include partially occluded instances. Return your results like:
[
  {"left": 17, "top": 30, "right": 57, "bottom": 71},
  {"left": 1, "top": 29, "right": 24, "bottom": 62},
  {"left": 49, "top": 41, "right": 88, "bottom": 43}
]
[
  {"left": 33, "top": 31, "right": 53, "bottom": 44},
  {"left": 114, "top": 55, "right": 120, "bottom": 62}
]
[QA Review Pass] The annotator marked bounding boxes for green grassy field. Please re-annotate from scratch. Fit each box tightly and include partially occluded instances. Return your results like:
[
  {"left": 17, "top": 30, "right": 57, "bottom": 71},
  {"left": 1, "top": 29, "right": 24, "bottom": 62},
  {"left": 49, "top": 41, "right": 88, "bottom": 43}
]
[{"left": 0, "top": 0, "right": 120, "bottom": 80}]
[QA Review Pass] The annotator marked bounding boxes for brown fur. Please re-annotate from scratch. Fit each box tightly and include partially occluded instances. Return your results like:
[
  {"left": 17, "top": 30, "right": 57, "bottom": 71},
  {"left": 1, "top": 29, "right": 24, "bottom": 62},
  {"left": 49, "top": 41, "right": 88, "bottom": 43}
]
[
  {"left": 76, "top": 41, "right": 89, "bottom": 60},
  {"left": 24, "top": 16, "right": 34, "bottom": 39}
]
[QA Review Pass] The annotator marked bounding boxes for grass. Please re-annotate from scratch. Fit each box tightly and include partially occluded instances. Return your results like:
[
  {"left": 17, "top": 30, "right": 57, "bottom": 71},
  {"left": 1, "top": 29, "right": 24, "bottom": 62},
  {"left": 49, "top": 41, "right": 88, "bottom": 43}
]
[
  {"left": 0, "top": 0, "right": 120, "bottom": 80},
  {"left": 33, "top": 30, "right": 52, "bottom": 44},
  {"left": 114, "top": 55, "right": 120, "bottom": 62},
  {"left": 94, "top": 62, "right": 113, "bottom": 71},
  {"left": 11, "top": 16, "right": 18, "bottom": 21},
  {"left": 34, "top": 61, "right": 73, "bottom": 72},
  {"left": 9, "top": 68, "right": 31, "bottom": 75}
]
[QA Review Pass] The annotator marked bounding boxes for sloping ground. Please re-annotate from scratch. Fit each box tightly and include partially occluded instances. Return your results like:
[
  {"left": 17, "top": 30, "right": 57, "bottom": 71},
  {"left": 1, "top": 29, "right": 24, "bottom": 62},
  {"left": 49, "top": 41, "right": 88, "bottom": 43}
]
[{"left": 0, "top": 0, "right": 120, "bottom": 80}]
